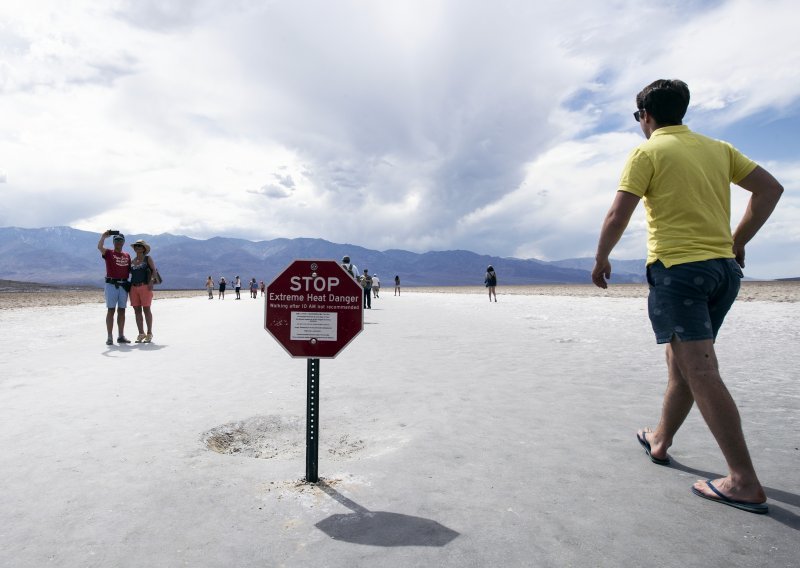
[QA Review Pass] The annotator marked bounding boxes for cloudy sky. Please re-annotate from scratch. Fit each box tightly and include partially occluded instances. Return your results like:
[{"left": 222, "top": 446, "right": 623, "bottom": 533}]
[{"left": 1, "top": 0, "right": 798, "bottom": 278}]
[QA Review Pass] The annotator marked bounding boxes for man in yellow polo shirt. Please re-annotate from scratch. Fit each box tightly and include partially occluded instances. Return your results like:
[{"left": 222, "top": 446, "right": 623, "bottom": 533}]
[{"left": 592, "top": 79, "right": 783, "bottom": 514}]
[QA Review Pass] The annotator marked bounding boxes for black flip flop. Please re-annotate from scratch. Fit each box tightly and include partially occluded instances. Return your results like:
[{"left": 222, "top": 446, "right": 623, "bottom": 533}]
[
  {"left": 692, "top": 480, "right": 768, "bottom": 514},
  {"left": 636, "top": 431, "right": 670, "bottom": 465}
]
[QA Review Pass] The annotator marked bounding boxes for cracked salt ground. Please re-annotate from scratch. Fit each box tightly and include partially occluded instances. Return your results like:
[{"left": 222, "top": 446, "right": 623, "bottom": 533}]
[
  {"left": 202, "top": 415, "right": 303, "bottom": 459},
  {"left": 202, "top": 415, "right": 407, "bottom": 460}
]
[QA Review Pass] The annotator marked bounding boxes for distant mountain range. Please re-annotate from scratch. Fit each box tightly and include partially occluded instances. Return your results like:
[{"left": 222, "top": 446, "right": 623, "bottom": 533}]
[{"left": 0, "top": 226, "right": 647, "bottom": 288}]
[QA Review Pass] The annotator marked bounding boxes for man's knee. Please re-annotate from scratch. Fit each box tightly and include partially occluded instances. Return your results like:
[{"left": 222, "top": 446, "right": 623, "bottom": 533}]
[{"left": 670, "top": 338, "right": 720, "bottom": 377}]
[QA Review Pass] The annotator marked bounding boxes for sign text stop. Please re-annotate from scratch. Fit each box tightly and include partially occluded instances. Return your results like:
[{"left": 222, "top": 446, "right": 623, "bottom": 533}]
[{"left": 265, "top": 260, "right": 364, "bottom": 358}]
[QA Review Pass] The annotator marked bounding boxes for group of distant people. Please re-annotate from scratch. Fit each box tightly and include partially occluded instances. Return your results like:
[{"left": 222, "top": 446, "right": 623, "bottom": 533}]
[
  {"left": 197, "top": 258, "right": 403, "bottom": 308},
  {"left": 340, "top": 255, "right": 402, "bottom": 308},
  {"left": 205, "top": 276, "right": 265, "bottom": 300},
  {"left": 98, "top": 230, "right": 159, "bottom": 345}
]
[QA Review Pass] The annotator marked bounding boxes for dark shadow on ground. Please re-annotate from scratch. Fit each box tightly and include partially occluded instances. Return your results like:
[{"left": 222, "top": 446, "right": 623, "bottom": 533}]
[
  {"left": 102, "top": 343, "right": 167, "bottom": 356},
  {"left": 668, "top": 458, "right": 800, "bottom": 530},
  {"left": 314, "top": 482, "right": 459, "bottom": 547}
]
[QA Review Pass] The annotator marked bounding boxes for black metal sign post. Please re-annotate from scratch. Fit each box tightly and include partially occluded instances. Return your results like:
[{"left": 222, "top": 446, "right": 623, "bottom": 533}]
[{"left": 306, "top": 358, "right": 320, "bottom": 483}]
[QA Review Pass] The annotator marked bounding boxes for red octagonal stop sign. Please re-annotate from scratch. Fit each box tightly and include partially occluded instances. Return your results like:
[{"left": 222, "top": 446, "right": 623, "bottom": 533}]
[{"left": 265, "top": 259, "right": 364, "bottom": 358}]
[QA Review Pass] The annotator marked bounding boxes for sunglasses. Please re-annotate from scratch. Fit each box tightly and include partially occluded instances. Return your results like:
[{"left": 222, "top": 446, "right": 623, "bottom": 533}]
[{"left": 633, "top": 109, "right": 645, "bottom": 122}]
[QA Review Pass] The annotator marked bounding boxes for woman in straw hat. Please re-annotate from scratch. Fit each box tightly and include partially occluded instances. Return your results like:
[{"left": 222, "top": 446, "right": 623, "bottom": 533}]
[{"left": 129, "top": 239, "right": 158, "bottom": 343}]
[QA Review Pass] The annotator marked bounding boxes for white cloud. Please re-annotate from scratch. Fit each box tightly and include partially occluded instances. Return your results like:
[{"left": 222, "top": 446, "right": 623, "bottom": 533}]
[
  {"left": 735, "top": 159, "right": 800, "bottom": 277},
  {"left": 0, "top": 0, "right": 798, "bottom": 278},
  {"left": 457, "top": 131, "right": 649, "bottom": 261}
]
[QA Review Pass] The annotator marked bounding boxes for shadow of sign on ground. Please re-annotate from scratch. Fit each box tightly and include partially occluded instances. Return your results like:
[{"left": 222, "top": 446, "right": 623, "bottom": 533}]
[{"left": 314, "top": 482, "right": 460, "bottom": 547}]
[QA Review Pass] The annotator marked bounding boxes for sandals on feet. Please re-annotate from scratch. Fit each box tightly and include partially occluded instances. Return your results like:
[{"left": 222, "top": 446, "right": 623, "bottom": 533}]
[
  {"left": 636, "top": 430, "right": 670, "bottom": 465},
  {"left": 692, "top": 480, "right": 768, "bottom": 514}
]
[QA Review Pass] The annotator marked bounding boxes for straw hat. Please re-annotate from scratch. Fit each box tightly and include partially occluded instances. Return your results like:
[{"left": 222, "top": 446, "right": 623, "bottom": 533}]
[{"left": 130, "top": 239, "right": 151, "bottom": 255}]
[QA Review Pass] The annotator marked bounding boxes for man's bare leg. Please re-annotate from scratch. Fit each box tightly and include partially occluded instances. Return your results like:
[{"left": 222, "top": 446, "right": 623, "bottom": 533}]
[
  {"left": 670, "top": 338, "right": 765, "bottom": 503},
  {"left": 116, "top": 309, "right": 126, "bottom": 338},
  {"left": 640, "top": 344, "right": 695, "bottom": 462},
  {"left": 106, "top": 308, "right": 115, "bottom": 336}
]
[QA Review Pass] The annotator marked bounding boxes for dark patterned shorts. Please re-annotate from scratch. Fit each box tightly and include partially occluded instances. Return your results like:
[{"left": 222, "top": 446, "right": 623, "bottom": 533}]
[{"left": 646, "top": 258, "right": 742, "bottom": 344}]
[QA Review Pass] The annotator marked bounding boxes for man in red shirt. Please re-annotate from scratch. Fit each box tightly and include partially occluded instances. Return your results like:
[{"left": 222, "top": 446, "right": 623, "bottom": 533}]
[{"left": 97, "top": 231, "right": 132, "bottom": 345}]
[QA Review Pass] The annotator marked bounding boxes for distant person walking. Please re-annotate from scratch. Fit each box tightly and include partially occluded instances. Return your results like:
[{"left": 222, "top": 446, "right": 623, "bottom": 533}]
[
  {"left": 218, "top": 276, "right": 227, "bottom": 299},
  {"left": 485, "top": 265, "right": 497, "bottom": 302},
  {"left": 97, "top": 230, "right": 131, "bottom": 345},
  {"left": 206, "top": 276, "right": 214, "bottom": 299},
  {"left": 129, "top": 239, "right": 157, "bottom": 343},
  {"left": 361, "top": 269, "right": 372, "bottom": 309},
  {"left": 372, "top": 274, "right": 380, "bottom": 298},
  {"left": 234, "top": 276, "right": 242, "bottom": 300},
  {"left": 249, "top": 278, "right": 258, "bottom": 299},
  {"left": 592, "top": 79, "right": 782, "bottom": 514},
  {"left": 394, "top": 275, "right": 401, "bottom": 296},
  {"left": 260, "top": 280, "right": 265, "bottom": 297},
  {"left": 341, "top": 255, "right": 359, "bottom": 280}
]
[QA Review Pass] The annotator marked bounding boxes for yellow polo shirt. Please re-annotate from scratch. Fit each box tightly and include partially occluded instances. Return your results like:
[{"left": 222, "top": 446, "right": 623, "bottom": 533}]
[{"left": 618, "top": 125, "right": 757, "bottom": 267}]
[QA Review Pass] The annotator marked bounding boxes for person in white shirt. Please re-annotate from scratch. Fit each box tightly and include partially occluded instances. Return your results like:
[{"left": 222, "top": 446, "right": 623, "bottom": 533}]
[
  {"left": 341, "top": 255, "right": 359, "bottom": 280},
  {"left": 234, "top": 275, "right": 242, "bottom": 299},
  {"left": 372, "top": 274, "right": 380, "bottom": 298}
]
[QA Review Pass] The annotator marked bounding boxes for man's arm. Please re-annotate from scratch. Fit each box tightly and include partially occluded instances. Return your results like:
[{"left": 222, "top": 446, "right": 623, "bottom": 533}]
[
  {"left": 591, "top": 190, "right": 641, "bottom": 289},
  {"left": 732, "top": 166, "right": 783, "bottom": 268},
  {"left": 97, "top": 231, "right": 110, "bottom": 255}
]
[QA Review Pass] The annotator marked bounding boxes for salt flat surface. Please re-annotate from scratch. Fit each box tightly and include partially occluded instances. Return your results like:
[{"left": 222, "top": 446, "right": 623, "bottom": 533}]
[{"left": 0, "top": 292, "right": 798, "bottom": 567}]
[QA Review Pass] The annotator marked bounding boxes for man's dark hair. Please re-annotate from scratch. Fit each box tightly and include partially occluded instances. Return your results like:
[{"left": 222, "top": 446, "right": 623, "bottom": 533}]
[{"left": 636, "top": 79, "right": 690, "bottom": 126}]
